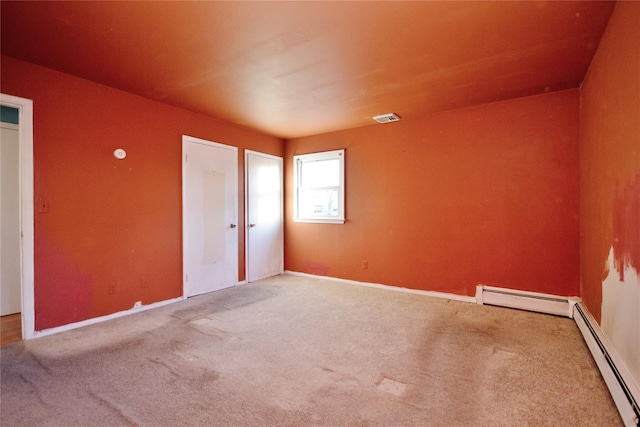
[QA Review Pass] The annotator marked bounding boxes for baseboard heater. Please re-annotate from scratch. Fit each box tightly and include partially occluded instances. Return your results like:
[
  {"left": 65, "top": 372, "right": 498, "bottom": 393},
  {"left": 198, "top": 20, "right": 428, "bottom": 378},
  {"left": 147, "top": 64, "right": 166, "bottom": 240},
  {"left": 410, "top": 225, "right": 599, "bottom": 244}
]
[
  {"left": 476, "top": 285, "right": 639, "bottom": 426},
  {"left": 475, "top": 285, "right": 578, "bottom": 318},
  {"left": 573, "top": 303, "right": 640, "bottom": 427}
]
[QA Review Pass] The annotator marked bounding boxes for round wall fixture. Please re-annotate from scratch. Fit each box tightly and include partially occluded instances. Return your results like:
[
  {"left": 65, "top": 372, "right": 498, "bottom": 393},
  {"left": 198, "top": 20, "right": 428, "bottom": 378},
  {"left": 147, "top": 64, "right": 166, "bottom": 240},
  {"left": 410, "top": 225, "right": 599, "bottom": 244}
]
[{"left": 113, "top": 148, "right": 127, "bottom": 159}]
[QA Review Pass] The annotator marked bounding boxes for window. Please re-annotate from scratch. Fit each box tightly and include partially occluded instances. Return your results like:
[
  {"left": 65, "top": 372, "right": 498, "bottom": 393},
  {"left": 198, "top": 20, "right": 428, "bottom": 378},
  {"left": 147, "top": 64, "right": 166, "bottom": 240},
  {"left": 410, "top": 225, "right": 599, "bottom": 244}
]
[{"left": 293, "top": 149, "right": 345, "bottom": 224}]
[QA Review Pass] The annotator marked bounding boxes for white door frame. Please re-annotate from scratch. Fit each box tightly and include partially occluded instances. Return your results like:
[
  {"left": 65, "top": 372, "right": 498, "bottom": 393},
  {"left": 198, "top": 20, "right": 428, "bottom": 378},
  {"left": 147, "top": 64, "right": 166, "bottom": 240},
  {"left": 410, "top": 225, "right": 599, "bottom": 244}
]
[
  {"left": 1, "top": 93, "right": 35, "bottom": 340},
  {"left": 244, "top": 149, "right": 284, "bottom": 282}
]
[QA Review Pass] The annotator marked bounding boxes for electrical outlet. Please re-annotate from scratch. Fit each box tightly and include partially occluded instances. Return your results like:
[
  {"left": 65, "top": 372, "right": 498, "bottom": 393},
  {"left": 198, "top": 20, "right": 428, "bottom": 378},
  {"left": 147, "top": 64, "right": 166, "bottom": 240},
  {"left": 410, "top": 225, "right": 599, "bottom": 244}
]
[
  {"left": 109, "top": 282, "right": 118, "bottom": 295},
  {"left": 361, "top": 260, "right": 369, "bottom": 270},
  {"left": 134, "top": 301, "right": 142, "bottom": 308}
]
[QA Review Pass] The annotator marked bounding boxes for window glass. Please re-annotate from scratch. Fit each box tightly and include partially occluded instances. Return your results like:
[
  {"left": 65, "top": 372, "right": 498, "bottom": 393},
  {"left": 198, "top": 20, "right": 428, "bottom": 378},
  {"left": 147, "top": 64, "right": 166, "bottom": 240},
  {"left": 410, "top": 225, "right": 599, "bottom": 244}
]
[{"left": 301, "top": 159, "right": 340, "bottom": 188}]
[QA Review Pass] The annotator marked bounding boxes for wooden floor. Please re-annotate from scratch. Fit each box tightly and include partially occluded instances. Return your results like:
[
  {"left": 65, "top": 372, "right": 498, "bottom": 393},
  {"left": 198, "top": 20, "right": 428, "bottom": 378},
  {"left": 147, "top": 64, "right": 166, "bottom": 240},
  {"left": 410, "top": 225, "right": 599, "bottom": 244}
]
[{"left": 1, "top": 313, "right": 22, "bottom": 346}]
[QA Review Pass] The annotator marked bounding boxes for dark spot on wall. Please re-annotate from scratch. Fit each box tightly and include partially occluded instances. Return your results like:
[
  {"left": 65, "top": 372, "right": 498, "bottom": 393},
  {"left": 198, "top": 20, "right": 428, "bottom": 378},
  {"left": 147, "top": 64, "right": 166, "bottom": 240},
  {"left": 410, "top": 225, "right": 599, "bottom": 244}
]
[{"left": 303, "top": 261, "right": 330, "bottom": 277}]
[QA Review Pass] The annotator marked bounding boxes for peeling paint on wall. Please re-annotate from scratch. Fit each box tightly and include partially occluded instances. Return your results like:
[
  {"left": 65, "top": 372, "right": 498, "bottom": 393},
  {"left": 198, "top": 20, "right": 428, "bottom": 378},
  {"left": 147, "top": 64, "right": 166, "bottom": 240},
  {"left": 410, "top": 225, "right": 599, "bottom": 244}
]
[
  {"left": 601, "top": 246, "right": 640, "bottom": 387},
  {"left": 613, "top": 172, "right": 640, "bottom": 282},
  {"left": 580, "top": 0, "right": 640, "bottom": 396},
  {"left": 602, "top": 172, "right": 640, "bottom": 386}
]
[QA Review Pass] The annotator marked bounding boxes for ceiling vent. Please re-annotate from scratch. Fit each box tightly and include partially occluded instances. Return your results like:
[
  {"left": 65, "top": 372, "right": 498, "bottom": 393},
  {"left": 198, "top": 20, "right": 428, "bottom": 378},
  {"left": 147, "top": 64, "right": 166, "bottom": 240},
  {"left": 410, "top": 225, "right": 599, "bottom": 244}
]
[{"left": 372, "top": 113, "right": 400, "bottom": 124}]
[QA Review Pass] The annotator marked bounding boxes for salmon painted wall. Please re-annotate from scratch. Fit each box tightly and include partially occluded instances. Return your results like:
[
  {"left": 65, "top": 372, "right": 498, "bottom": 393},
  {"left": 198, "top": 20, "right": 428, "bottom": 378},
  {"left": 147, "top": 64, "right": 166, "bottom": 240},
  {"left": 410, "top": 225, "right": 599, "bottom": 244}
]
[
  {"left": 580, "top": 2, "right": 640, "bottom": 387},
  {"left": 285, "top": 90, "right": 580, "bottom": 297},
  {"left": 1, "top": 56, "right": 283, "bottom": 330}
]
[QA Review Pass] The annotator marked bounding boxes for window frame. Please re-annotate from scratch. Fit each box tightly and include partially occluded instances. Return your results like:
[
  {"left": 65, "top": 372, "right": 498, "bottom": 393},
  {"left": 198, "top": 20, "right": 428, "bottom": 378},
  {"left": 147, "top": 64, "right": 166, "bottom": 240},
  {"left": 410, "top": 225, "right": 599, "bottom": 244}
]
[{"left": 293, "top": 149, "right": 345, "bottom": 224}]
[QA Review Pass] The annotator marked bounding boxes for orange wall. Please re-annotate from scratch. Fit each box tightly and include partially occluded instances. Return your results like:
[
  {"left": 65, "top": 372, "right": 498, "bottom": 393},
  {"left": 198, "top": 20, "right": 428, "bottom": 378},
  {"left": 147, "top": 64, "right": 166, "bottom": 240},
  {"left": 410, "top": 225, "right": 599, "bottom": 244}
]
[
  {"left": 285, "top": 90, "right": 581, "bottom": 297},
  {"left": 1, "top": 56, "right": 283, "bottom": 330},
  {"left": 580, "top": 2, "right": 640, "bottom": 322}
]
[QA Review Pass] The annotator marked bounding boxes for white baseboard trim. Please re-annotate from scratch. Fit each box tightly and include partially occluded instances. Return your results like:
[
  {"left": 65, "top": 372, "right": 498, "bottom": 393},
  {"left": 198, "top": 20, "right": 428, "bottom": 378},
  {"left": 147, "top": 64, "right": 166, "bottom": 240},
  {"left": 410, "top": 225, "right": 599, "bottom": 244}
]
[
  {"left": 573, "top": 303, "right": 640, "bottom": 427},
  {"left": 476, "top": 284, "right": 580, "bottom": 318},
  {"left": 284, "top": 270, "right": 477, "bottom": 304},
  {"left": 28, "top": 296, "right": 185, "bottom": 340}
]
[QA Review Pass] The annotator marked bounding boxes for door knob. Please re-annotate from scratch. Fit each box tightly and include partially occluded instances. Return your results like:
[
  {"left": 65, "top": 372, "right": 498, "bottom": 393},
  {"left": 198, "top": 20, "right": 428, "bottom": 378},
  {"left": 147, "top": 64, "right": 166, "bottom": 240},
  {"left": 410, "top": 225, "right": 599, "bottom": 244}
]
[
  {"left": 249, "top": 223, "right": 256, "bottom": 228},
  {"left": 229, "top": 224, "right": 237, "bottom": 228}
]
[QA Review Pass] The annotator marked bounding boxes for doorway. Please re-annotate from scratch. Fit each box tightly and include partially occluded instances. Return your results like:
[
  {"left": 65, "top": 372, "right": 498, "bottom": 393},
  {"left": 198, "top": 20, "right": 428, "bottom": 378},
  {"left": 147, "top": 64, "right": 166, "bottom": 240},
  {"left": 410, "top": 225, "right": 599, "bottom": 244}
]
[
  {"left": 245, "top": 150, "right": 283, "bottom": 282},
  {"left": 0, "top": 94, "right": 34, "bottom": 342},
  {"left": 182, "top": 135, "right": 238, "bottom": 297},
  {"left": 1, "top": 117, "right": 21, "bottom": 317}
]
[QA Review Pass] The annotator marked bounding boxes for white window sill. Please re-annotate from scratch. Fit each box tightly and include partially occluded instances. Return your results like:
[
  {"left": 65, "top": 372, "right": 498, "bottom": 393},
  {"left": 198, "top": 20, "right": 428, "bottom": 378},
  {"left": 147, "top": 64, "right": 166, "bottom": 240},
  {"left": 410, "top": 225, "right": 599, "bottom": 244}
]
[{"left": 293, "top": 218, "right": 345, "bottom": 224}]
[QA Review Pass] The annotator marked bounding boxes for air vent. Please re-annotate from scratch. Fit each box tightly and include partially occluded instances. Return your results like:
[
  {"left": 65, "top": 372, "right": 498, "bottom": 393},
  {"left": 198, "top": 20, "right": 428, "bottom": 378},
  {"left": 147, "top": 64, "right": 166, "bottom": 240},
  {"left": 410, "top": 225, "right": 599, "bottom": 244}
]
[{"left": 372, "top": 113, "right": 400, "bottom": 124}]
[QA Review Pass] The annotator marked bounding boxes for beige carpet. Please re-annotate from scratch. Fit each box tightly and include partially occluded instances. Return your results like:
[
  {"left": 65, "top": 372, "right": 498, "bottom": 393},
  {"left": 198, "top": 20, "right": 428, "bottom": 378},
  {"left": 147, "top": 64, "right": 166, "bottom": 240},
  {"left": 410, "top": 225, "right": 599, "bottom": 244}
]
[{"left": 1, "top": 274, "right": 622, "bottom": 426}]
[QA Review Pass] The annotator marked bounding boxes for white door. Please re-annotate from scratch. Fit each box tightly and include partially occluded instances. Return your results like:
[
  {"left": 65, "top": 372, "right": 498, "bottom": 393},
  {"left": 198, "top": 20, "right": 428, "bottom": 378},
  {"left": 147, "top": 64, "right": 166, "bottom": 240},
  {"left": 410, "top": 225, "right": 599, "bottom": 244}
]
[
  {"left": 1, "top": 121, "right": 21, "bottom": 315},
  {"left": 0, "top": 94, "right": 34, "bottom": 340},
  {"left": 246, "top": 150, "right": 283, "bottom": 282},
  {"left": 183, "top": 136, "right": 238, "bottom": 297}
]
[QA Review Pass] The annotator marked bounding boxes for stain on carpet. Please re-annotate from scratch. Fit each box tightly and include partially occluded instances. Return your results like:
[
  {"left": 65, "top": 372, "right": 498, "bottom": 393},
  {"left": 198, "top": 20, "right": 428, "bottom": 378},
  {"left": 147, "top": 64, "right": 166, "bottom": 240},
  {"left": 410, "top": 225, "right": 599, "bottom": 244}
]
[{"left": 376, "top": 377, "right": 407, "bottom": 396}]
